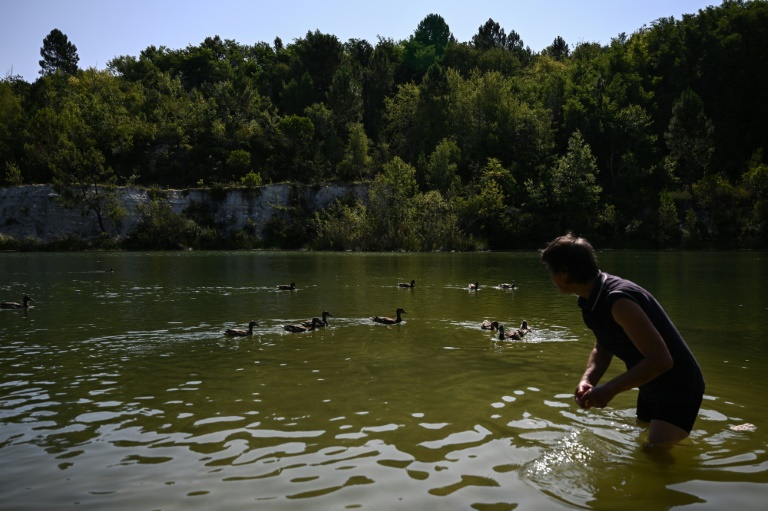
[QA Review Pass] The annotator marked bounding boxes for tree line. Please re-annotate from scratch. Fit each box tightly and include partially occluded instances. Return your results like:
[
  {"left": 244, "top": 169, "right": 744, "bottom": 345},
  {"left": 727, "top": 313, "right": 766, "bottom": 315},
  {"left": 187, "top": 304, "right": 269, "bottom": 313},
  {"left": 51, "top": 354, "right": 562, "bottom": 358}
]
[{"left": 1, "top": 0, "right": 767, "bottom": 250}]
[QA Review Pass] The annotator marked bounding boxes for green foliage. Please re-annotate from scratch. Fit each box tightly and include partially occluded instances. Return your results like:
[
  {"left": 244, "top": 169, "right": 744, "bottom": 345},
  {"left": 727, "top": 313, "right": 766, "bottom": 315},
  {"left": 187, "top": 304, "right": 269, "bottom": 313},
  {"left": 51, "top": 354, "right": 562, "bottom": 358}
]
[
  {"left": 240, "top": 171, "right": 262, "bottom": 189},
  {"left": 426, "top": 138, "right": 461, "bottom": 193},
  {"left": 527, "top": 131, "right": 601, "bottom": 237},
  {"left": 337, "top": 122, "right": 372, "bottom": 181},
  {"left": 2, "top": 2, "right": 767, "bottom": 250},
  {"left": 665, "top": 89, "right": 714, "bottom": 185},
  {"left": 310, "top": 196, "right": 369, "bottom": 251},
  {"left": 126, "top": 198, "right": 212, "bottom": 250},
  {"left": 456, "top": 158, "right": 518, "bottom": 247},
  {"left": 656, "top": 190, "right": 681, "bottom": 246},
  {"left": 3, "top": 162, "right": 22, "bottom": 186},
  {"left": 227, "top": 149, "right": 252, "bottom": 175}
]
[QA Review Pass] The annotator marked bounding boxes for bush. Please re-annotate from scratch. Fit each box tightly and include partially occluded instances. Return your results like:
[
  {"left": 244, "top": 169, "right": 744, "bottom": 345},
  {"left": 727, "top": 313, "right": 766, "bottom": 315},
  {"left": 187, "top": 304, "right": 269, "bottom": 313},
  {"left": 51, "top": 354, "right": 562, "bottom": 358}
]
[
  {"left": 240, "top": 171, "right": 262, "bottom": 189},
  {"left": 125, "top": 199, "right": 203, "bottom": 250}
]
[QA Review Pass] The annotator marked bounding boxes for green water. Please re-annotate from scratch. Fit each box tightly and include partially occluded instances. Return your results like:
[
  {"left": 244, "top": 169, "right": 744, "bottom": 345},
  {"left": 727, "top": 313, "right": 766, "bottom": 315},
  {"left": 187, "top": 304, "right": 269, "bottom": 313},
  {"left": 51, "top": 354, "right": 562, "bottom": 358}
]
[{"left": 1, "top": 251, "right": 766, "bottom": 510}]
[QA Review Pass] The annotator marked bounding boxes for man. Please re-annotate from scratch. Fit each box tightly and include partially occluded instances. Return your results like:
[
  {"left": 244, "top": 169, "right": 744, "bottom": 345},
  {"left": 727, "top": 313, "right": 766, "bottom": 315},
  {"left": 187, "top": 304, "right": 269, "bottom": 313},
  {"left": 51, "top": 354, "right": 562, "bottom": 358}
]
[{"left": 540, "top": 233, "right": 705, "bottom": 446}]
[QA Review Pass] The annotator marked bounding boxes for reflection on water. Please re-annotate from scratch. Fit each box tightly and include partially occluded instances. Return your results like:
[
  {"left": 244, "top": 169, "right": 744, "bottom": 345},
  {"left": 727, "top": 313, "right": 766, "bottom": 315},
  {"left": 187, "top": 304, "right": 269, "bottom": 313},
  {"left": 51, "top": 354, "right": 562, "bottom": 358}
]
[{"left": 1, "top": 251, "right": 767, "bottom": 510}]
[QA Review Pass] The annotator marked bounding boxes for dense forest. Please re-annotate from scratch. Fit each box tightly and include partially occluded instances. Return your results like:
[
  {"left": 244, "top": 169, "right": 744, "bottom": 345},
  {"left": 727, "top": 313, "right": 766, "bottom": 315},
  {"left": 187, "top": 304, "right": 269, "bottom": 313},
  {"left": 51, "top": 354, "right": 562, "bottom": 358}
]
[{"left": 1, "top": 0, "right": 767, "bottom": 250}]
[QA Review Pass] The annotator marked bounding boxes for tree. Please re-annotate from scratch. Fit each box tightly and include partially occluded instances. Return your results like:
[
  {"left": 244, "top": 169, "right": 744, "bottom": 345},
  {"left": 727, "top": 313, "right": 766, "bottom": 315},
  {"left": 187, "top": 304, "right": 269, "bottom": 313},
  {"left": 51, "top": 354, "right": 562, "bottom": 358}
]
[
  {"left": 457, "top": 158, "right": 516, "bottom": 246},
  {"left": 39, "top": 29, "right": 79, "bottom": 76},
  {"left": 656, "top": 190, "right": 681, "bottom": 246},
  {"left": 0, "top": 80, "right": 24, "bottom": 176},
  {"left": 413, "top": 14, "right": 452, "bottom": 54},
  {"left": 336, "top": 122, "right": 372, "bottom": 181},
  {"left": 366, "top": 157, "right": 418, "bottom": 249},
  {"left": 472, "top": 19, "right": 508, "bottom": 51},
  {"left": 291, "top": 30, "right": 344, "bottom": 105},
  {"left": 543, "top": 36, "right": 570, "bottom": 61},
  {"left": 665, "top": 88, "right": 714, "bottom": 186},
  {"left": 426, "top": 138, "right": 461, "bottom": 193},
  {"left": 401, "top": 14, "right": 452, "bottom": 82},
  {"left": 529, "top": 131, "right": 601, "bottom": 235}
]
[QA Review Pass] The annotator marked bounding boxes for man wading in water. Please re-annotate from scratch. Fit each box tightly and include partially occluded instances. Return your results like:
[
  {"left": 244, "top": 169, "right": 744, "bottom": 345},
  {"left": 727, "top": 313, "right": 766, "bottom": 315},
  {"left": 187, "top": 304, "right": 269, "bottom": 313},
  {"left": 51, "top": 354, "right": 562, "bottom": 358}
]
[{"left": 540, "top": 233, "right": 705, "bottom": 447}]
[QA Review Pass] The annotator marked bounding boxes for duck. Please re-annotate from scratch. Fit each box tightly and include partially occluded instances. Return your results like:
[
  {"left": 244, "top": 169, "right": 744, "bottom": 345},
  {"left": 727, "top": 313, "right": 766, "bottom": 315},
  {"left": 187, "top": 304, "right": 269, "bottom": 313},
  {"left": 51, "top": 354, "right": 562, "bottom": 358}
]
[
  {"left": 284, "top": 317, "right": 324, "bottom": 333},
  {"left": 398, "top": 279, "right": 415, "bottom": 288},
  {"left": 1, "top": 295, "right": 34, "bottom": 309},
  {"left": 497, "top": 324, "right": 523, "bottom": 341},
  {"left": 469, "top": 282, "right": 479, "bottom": 290},
  {"left": 371, "top": 308, "right": 407, "bottom": 325},
  {"left": 518, "top": 320, "right": 532, "bottom": 336},
  {"left": 225, "top": 320, "right": 259, "bottom": 336},
  {"left": 499, "top": 281, "right": 516, "bottom": 289},
  {"left": 481, "top": 320, "right": 499, "bottom": 330},
  {"left": 278, "top": 282, "right": 297, "bottom": 290},
  {"left": 302, "top": 311, "right": 333, "bottom": 328}
]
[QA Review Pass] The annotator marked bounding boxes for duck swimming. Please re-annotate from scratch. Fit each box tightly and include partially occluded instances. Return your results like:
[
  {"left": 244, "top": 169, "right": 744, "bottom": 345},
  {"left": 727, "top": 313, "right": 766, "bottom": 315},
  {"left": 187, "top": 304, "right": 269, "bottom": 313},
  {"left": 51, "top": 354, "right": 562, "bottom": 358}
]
[
  {"left": 518, "top": 320, "right": 531, "bottom": 336},
  {"left": 497, "top": 324, "right": 522, "bottom": 341},
  {"left": 499, "top": 281, "right": 516, "bottom": 289},
  {"left": 481, "top": 320, "right": 499, "bottom": 330},
  {"left": 225, "top": 320, "right": 259, "bottom": 336},
  {"left": 371, "top": 308, "right": 407, "bottom": 325},
  {"left": 284, "top": 317, "right": 324, "bottom": 333},
  {"left": 1, "top": 295, "right": 33, "bottom": 309},
  {"left": 398, "top": 280, "right": 415, "bottom": 288},
  {"left": 302, "top": 311, "right": 333, "bottom": 328},
  {"left": 278, "top": 282, "right": 297, "bottom": 290},
  {"left": 469, "top": 282, "right": 479, "bottom": 290}
]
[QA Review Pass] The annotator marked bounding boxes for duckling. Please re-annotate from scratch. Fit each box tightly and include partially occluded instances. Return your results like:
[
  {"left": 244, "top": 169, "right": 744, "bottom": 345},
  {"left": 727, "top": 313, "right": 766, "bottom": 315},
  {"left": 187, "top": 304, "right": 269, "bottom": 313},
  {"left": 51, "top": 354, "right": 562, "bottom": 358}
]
[
  {"left": 469, "top": 282, "right": 479, "bottom": 290},
  {"left": 278, "top": 282, "right": 297, "bottom": 290},
  {"left": 496, "top": 324, "right": 522, "bottom": 341},
  {"left": 302, "top": 311, "right": 333, "bottom": 328},
  {"left": 371, "top": 308, "right": 407, "bottom": 325},
  {"left": 499, "top": 281, "right": 516, "bottom": 289},
  {"left": 481, "top": 320, "right": 499, "bottom": 330},
  {"left": 398, "top": 279, "right": 415, "bottom": 288},
  {"left": 1, "top": 295, "right": 33, "bottom": 309},
  {"left": 225, "top": 320, "right": 259, "bottom": 337},
  {"left": 284, "top": 317, "right": 324, "bottom": 333}
]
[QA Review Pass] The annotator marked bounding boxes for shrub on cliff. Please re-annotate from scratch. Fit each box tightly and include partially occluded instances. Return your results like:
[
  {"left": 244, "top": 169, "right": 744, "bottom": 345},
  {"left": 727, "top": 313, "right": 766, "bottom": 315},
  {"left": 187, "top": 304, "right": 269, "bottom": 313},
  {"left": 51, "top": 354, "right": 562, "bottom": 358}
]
[{"left": 125, "top": 199, "right": 210, "bottom": 250}]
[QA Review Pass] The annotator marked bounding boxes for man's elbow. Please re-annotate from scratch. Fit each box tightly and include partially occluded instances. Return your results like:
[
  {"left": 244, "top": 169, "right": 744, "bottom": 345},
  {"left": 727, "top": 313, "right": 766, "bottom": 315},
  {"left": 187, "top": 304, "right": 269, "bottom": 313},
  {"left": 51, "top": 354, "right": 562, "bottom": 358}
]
[{"left": 655, "top": 352, "right": 674, "bottom": 374}]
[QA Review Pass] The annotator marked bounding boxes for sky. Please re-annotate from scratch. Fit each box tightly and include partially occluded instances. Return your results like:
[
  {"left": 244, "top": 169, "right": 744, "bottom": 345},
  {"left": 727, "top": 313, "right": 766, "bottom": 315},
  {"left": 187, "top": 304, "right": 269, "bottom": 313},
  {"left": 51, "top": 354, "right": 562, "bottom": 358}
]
[{"left": 2, "top": 0, "right": 720, "bottom": 83}]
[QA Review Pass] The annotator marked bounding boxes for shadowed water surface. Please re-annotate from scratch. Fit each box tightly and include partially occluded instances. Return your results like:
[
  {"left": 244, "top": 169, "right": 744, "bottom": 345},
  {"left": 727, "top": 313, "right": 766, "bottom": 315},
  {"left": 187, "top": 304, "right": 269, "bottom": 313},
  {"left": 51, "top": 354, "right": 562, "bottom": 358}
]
[{"left": 1, "top": 251, "right": 766, "bottom": 510}]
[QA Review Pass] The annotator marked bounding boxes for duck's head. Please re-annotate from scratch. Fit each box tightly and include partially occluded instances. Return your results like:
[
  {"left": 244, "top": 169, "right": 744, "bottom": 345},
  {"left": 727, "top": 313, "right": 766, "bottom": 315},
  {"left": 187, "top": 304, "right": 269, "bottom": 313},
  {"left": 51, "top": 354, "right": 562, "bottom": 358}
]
[
  {"left": 249, "top": 321, "right": 259, "bottom": 328},
  {"left": 23, "top": 295, "right": 33, "bottom": 304},
  {"left": 521, "top": 320, "right": 528, "bottom": 329},
  {"left": 396, "top": 308, "right": 407, "bottom": 315},
  {"left": 321, "top": 311, "right": 333, "bottom": 318},
  {"left": 491, "top": 321, "right": 499, "bottom": 329}
]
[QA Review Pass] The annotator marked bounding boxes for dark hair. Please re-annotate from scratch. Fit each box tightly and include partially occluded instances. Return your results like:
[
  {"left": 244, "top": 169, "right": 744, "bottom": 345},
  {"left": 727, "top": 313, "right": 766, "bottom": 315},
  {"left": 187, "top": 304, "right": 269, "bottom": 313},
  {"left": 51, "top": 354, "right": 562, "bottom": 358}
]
[{"left": 540, "top": 232, "right": 599, "bottom": 283}]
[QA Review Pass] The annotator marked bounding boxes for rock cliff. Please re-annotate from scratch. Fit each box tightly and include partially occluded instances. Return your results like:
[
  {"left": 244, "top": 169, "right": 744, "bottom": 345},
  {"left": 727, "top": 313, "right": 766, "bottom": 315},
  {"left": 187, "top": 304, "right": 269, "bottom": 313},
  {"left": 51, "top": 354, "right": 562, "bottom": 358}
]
[{"left": 0, "top": 184, "right": 367, "bottom": 243}]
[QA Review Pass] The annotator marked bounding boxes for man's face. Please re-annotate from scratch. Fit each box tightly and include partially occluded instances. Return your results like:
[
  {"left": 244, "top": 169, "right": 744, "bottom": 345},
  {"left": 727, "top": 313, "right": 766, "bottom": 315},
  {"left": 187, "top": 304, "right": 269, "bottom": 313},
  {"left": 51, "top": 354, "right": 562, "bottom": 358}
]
[{"left": 546, "top": 265, "right": 571, "bottom": 294}]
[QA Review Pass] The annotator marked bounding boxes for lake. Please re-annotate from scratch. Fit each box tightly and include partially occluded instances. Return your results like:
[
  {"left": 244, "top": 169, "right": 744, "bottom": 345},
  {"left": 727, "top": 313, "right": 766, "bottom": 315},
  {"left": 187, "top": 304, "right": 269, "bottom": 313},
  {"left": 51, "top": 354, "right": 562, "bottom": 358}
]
[{"left": 1, "top": 250, "right": 766, "bottom": 510}]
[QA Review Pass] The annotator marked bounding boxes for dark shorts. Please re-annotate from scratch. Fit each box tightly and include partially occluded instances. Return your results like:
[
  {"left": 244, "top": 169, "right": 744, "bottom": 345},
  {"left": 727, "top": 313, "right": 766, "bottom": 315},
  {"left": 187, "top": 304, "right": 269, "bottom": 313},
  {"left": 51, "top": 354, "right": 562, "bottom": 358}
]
[{"left": 635, "top": 393, "right": 703, "bottom": 433}]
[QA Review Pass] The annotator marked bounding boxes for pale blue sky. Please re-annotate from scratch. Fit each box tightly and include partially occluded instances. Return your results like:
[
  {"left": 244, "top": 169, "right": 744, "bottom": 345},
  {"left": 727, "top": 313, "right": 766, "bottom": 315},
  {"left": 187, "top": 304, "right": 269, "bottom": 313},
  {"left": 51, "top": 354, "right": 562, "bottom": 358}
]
[{"left": 3, "top": 0, "right": 719, "bottom": 82}]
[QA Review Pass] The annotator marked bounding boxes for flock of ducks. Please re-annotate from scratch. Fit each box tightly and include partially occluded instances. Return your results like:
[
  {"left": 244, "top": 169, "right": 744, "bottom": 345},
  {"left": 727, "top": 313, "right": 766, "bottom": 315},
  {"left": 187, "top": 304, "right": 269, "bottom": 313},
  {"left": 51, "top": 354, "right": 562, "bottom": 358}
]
[
  {"left": 4, "top": 279, "right": 528, "bottom": 341},
  {"left": 223, "top": 279, "right": 527, "bottom": 340}
]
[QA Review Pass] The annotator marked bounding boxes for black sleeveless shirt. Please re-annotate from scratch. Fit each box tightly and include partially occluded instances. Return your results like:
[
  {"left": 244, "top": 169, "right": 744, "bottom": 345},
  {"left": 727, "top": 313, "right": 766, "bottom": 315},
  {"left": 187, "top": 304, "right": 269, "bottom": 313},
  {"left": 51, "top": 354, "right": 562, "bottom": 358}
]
[{"left": 577, "top": 272, "right": 705, "bottom": 401}]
